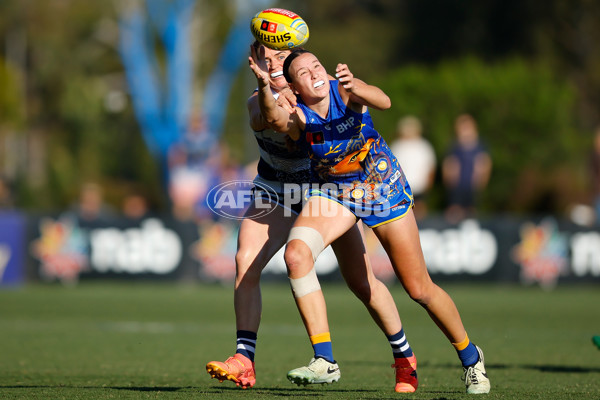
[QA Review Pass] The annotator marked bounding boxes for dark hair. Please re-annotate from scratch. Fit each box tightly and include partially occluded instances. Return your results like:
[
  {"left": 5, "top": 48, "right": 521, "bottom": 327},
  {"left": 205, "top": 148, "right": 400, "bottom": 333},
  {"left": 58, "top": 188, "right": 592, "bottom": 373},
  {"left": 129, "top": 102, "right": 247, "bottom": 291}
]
[{"left": 283, "top": 48, "right": 311, "bottom": 83}]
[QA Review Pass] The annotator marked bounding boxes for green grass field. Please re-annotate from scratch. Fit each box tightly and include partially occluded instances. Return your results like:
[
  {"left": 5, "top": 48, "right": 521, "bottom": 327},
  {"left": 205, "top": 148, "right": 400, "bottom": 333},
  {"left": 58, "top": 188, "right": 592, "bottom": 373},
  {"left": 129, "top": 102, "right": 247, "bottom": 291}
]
[{"left": 0, "top": 282, "right": 599, "bottom": 399}]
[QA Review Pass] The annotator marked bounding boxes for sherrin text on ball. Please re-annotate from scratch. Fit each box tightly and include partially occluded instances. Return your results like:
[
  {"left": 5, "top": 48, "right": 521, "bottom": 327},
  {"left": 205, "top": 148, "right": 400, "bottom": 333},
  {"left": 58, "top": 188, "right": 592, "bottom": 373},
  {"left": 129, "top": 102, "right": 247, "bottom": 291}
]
[{"left": 250, "top": 8, "right": 309, "bottom": 50}]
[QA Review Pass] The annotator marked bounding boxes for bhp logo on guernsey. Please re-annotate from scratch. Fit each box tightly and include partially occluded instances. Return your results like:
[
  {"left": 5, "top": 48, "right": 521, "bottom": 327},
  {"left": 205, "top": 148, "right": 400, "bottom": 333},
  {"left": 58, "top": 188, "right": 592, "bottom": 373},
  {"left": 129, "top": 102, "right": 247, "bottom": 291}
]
[{"left": 207, "top": 180, "right": 278, "bottom": 220}]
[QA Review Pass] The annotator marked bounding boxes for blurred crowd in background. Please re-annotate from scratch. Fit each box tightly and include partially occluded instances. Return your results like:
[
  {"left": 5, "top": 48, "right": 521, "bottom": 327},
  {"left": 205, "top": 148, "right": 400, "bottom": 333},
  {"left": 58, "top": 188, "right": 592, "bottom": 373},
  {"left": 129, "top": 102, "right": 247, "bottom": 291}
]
[
  {"left": 1, "top": 0, "right": 600, "bottom": 227},
  {"left": 4, "top": 111, "right": 596, "bottom": 228}
]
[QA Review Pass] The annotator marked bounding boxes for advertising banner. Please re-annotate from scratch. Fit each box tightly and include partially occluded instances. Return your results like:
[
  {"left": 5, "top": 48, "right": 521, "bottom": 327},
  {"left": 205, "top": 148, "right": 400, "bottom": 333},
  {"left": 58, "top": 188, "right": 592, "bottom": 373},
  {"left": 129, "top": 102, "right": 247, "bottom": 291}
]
[
  {"left": 27, "top": 214, "right": 200, "bottom": 284},
  {"left": 196, "top": 216, "right": 600, "bottom": 288},
  {"left": 24, "top": 212, "right": 600, "bottom": 287}
]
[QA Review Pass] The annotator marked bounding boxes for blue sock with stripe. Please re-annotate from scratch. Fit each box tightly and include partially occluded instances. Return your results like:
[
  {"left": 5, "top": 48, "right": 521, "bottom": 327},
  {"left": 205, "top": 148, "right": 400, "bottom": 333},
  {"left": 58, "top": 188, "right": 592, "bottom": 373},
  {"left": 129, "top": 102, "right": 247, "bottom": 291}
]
[
  {"left": 387, "top": 328, "right": 414, "bottom": 359},
  {"left": 310, "top": 332, "right": 334, "bottom": 363},
  {"left": 453, "top": 334, "right": 479, "bottom": 367},
  {"left": 236, "top": 330, "right": 257, "bottom": 362}
]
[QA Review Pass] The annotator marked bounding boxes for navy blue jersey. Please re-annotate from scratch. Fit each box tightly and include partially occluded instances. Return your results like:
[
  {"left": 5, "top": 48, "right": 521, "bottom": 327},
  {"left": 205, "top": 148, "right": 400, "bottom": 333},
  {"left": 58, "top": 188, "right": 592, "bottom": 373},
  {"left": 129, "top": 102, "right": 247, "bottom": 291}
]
[{"left": 251, "top": 90, "right": 312, "bottom": 193}]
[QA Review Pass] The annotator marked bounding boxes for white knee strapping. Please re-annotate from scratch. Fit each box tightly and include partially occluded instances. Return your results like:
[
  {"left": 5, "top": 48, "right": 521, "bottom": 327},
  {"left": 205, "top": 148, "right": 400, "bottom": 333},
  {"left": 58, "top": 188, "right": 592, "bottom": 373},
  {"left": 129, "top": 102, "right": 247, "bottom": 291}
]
[
  {"left": 289, "top": 267, "right": 321, "bottom": 298},
  {"left": 287, "top": 226, "right": 325, "bottom": 298},
  {"left": 287, "top": 226, "right": 325, "bottom": 262}
]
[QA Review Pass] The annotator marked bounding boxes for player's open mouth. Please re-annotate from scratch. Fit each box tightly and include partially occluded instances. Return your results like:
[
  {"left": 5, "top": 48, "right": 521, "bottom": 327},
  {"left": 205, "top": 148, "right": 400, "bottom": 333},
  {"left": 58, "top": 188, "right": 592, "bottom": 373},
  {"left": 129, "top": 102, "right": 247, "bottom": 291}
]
[
  {"left": 271, "top": 71, "right": 284, "bottom": 78},
  {"left": 313, "top": 80, "right": 325, "bottom": 88}
]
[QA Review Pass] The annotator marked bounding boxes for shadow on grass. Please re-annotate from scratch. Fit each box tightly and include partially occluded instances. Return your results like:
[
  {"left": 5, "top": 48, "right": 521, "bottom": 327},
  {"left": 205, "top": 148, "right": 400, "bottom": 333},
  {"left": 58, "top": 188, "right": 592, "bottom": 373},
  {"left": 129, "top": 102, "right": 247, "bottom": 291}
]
[
  {"left": 0, "top": 384, "right": 462, "bottom": 400},
  {"left": 0, "top": 384, "right": 376, "bottom": 394},
  {"left": 0, "top": 384, "right": 396, "bottom": 399},
  {"left": 199, "top": 385, "right": 377, "bottom": 395},
  {"left": 0, "top": 385, "right": 193, "bottom": 391},
  {"left": 417, "top": 361, "right": 600, "bottom": 374},
  {"left": 112, "top": 386, "right": 190, "bottom": 391},
  {"left": 516, "top": 364, "right": 600, "bottom": 373},
  {"left": 197, "top": 384, "right": 460, "bottom": 399}
]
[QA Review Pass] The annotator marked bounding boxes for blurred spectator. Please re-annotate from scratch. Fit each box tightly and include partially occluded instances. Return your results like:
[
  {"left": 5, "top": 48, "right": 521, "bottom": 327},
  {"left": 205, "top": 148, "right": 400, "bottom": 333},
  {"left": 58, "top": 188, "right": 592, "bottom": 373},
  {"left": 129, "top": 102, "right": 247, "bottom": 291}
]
[
  {"left": 216, "top": 142, "right": 245, "bottom": 182},
  {"left": 122, "top": 189, "right": 150, "bottom": 222},
  {"left": 167, "top": 115, "right": 221, "bottom": 222},
  {"left": 168, "top": 144, "right": 212, "bottom": 222},
  {"left": 389, "top": 116, "right": 437, "bottom": 220},
  {"left": 70, "top": 182, "right": 114, "bottom": 225},
  {"left": 200, "top": 142, "right": 249, "bottom": 222},
  {"left": 442, "top": 114, "right": 492, "bottom": 223},
  {"left": 591, "top": 126, "right": 600, "bottom": 224},
  {"left": 0, "top": 176, "right": 14, "bottom": 209}
]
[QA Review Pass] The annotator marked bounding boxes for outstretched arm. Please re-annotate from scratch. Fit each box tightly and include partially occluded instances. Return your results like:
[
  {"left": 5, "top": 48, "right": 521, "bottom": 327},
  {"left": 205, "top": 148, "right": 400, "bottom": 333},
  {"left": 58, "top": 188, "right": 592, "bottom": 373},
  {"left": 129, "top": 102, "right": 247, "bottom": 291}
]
[
  {"left": 248, "top": 45, "right": 302, "bottom": 140},
  {"left": 335, "top": 63, "right": 391, "bottom": 111},
  {"left": 247, "top": 87, "right": 297, "bottom": 132}
]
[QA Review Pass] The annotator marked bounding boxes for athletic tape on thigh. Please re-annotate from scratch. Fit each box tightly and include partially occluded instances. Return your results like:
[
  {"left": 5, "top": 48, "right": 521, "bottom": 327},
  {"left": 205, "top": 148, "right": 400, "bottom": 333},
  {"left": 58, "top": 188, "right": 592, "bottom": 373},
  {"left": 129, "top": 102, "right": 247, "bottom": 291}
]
[
  {"left": 287, "top": 226, "right": 325, "bottom": 262},
  {"left": 289, "top": 266, "right": 321, "bottom": 298}
]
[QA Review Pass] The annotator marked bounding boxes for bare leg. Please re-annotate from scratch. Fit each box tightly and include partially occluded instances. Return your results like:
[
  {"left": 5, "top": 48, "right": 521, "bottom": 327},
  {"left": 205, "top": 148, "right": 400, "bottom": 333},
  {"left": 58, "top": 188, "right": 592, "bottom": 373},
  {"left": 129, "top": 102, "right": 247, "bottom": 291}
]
[
  {"left": 332, "top": 223, "right": 402, "bottom": 336},
  {"left": 207, "top": 202, "right": 297, "bottom": 388},
  {"left": 235, "top": 203, "right": 296, "bottom": 332},
  {"left": 374, "top": 209, "right": 467, "bottom": 343},
  {"left": 284, "top": 196, "right": 357, "bottom": 336}
]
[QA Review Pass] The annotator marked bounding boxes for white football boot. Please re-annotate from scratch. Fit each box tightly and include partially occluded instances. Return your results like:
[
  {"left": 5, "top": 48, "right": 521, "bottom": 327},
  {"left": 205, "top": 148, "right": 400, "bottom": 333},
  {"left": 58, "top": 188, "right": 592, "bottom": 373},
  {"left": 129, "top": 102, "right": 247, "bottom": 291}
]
[
  {"left": 462, "top": 346, "right": 491, "bottom": 394},
  {"left": 287, "top": 357, "right": 341, "bottom": 386}
]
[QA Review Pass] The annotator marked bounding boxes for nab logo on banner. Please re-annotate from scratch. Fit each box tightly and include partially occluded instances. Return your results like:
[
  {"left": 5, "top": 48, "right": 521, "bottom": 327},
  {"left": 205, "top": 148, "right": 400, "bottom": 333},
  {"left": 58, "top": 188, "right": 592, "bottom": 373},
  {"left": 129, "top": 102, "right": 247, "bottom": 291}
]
[
  {"left": 419, "top": 219, "right": 497, "bottom": 275},
  {"left": 207, "top": 180, "right": 278, "bottom": 220}
]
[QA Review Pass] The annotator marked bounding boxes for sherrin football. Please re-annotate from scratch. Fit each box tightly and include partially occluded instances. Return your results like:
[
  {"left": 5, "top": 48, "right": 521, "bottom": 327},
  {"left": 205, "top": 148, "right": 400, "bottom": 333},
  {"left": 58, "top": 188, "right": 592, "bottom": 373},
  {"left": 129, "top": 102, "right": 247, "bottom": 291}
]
[{"left": 250, "top": 8, "right": 309, "bottom": 50}]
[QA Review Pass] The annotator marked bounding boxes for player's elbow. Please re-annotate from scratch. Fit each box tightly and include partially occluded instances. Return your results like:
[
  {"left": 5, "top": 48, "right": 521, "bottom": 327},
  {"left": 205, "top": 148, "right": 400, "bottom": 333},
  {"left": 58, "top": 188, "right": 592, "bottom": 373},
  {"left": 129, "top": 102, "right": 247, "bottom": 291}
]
[
  {"left": 370, "top": 95, "right": 391, "bottom": 111},
  {"left": 380, "top": 95, "right": 391, "bottom": 110}
]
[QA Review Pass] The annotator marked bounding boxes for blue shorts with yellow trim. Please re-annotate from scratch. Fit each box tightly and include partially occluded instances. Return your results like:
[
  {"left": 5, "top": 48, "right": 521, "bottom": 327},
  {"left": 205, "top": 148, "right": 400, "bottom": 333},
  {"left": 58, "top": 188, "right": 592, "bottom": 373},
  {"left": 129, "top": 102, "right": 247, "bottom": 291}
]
[{"left": 306, "top": 182, "right": 414, "bottom": 228}]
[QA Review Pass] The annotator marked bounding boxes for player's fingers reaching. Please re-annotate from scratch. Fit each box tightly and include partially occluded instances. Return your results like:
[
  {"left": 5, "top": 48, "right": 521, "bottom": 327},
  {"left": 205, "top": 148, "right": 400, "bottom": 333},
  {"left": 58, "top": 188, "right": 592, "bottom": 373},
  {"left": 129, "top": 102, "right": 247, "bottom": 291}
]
[
  {"left": 249, "top": 44, "right": 258, "bottom": 63},
  {"left": 336, "top": 63, "right": 354, "bottom": 91},
  {"left": 248, "top": 56, "right": 269, "bottom": 87},
  {"left": 279, "top": 87, "right": 297, "bottom": 108},
  {"left": 335, "top": 63, "right": 348, "bottom": 73},
  {"left": 275, "top": 95, "right": 296, "bottom": 114},
  {"left": 250, "top": 45, "right": 268, "bottom": 71}
]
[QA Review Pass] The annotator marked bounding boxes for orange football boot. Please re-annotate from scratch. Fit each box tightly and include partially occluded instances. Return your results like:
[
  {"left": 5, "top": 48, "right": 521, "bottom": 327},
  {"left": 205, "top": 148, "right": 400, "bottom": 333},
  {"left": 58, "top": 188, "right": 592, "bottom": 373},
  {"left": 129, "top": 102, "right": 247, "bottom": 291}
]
[
  {"left": 206, "top": 354, "right": 256, "bottom": 389},
  {"left": 391, "top": 354, "right": 418, "bottom": 393}
]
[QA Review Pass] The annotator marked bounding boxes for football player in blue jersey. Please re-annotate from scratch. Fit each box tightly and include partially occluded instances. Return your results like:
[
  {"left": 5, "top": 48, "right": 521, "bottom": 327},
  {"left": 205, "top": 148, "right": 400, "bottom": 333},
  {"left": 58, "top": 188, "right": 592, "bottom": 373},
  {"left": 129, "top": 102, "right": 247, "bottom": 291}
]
[{"left": 249, "top": 48, "right": 491, "bottom": 394}]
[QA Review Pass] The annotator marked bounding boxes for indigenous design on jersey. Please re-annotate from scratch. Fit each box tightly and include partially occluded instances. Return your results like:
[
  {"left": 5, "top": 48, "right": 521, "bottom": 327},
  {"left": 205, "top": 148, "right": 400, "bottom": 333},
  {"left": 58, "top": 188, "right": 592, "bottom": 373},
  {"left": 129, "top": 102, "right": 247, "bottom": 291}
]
[{"left": 295, "top": 80, "right": 413, "bottom": 226}]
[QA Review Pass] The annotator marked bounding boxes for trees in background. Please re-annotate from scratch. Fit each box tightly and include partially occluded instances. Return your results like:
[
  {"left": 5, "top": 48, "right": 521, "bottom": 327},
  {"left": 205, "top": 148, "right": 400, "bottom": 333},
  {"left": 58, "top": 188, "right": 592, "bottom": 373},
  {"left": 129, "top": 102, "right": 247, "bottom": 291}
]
[{"left": 0, "top": 0, "right": 598, "bottom": 216}]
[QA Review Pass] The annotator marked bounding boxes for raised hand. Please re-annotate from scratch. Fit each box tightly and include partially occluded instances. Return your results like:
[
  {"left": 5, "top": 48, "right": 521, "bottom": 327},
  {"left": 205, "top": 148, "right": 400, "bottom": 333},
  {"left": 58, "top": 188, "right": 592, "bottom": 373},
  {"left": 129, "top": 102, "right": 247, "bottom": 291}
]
[
  {"left": 248, "top": 45, "right": 270, "bottom": 88},
  {"left": 335, "top": 63, "right": 355, "bottom": 92},
  {"left": 275, "top": 87, "right": 297, "bottom": 114}
]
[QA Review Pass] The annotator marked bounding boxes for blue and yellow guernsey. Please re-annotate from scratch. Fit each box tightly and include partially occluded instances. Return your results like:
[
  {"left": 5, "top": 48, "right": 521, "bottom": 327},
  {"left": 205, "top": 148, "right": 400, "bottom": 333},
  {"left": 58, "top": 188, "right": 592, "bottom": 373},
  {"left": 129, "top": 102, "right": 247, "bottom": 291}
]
[{"left": 295, "top": 80, "right": 414, "bottom": 227}]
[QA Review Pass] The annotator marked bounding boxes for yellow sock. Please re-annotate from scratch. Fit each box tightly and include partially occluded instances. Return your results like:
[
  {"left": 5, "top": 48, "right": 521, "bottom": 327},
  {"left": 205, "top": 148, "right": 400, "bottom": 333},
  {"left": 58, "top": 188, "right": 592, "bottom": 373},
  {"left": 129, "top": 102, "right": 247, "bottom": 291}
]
[
  {"left": 452, "top": 334, "right": 470, "bottom": 351},
  {"left": 309, "top": 332, "right": 333, "bottom": 362},
  {"left": 310, "top": 332, "right": 331, "bottom": 345}
]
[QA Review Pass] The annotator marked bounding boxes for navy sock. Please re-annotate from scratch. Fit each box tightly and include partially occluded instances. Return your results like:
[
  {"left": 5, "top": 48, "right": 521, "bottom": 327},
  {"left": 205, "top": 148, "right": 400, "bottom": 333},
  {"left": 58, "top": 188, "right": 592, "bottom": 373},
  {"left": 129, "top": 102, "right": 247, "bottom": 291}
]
[
  {"left": 236, "top": 330, "right": 257, "bottom": 362},
  {"left": 387, "top": 328, "right": 414, "bottom": 359}
]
